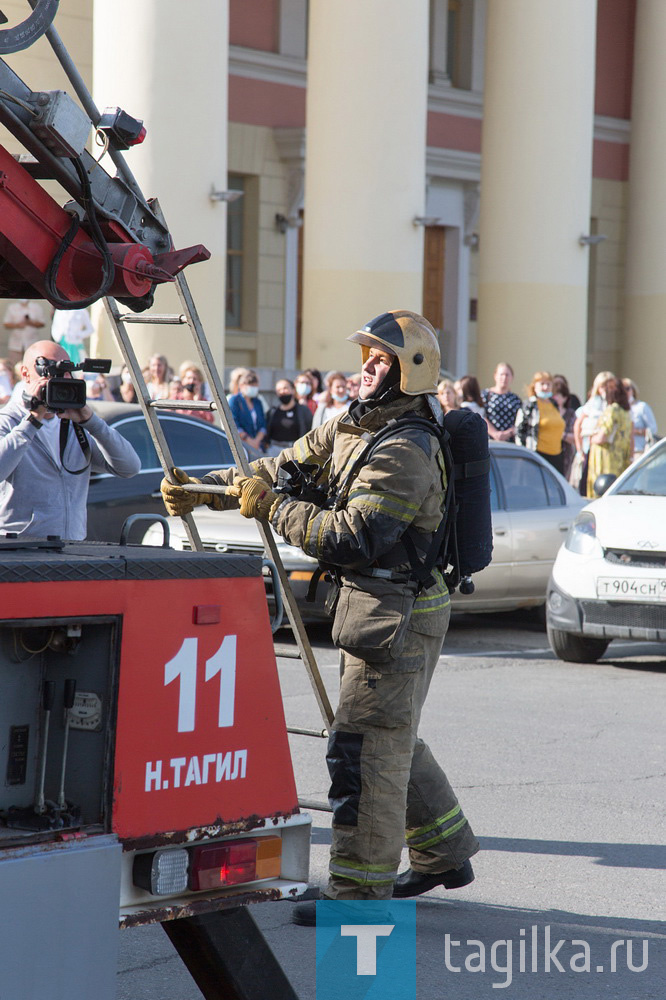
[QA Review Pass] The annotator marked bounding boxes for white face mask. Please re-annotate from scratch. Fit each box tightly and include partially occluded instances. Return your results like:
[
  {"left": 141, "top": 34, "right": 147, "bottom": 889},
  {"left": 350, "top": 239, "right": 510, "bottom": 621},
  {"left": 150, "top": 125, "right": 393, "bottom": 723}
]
[
  {"left": 121, "top": 372, "right": 133, "bottom": 384},
  {"left": 244, "top": 384, "right": 259, "bottom": 398},
  {"left": 295, "top": 382, "right": 310, "bottom": 396}
]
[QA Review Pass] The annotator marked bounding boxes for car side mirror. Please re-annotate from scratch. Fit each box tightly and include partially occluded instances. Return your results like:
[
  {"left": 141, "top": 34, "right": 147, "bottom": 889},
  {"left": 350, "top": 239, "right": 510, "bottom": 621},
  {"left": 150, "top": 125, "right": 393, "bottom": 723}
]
[{"left": 593, "top": 473, "right": 617, "bottom": 497}]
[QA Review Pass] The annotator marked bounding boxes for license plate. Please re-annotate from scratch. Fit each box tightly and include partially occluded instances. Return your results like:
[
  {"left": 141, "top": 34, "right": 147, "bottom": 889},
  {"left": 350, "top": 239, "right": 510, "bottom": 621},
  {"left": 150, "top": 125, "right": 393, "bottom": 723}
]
[{"left": 596, "top": 577, "right": 666, "bottom": 601}]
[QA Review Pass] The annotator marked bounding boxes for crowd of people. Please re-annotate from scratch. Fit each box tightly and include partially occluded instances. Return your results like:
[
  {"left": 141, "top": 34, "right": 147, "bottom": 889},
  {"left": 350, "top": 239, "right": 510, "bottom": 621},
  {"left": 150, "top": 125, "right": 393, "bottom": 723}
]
[
  {"left": 2, "top": 299, "right": 659, "bottom": 496},
  {"left": 438, "top": 362, "right": 658, "bottom": 497}
]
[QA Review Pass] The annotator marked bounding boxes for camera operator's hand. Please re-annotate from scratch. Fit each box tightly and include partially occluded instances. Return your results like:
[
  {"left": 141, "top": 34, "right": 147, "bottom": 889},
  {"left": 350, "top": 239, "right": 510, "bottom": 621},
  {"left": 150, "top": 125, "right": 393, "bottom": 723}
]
[
  {"left": 59, "top": 404, "right": 93, "bottom": 424},
  {"left": 28, "top": 376, "right": 52, "bottom": 422}
]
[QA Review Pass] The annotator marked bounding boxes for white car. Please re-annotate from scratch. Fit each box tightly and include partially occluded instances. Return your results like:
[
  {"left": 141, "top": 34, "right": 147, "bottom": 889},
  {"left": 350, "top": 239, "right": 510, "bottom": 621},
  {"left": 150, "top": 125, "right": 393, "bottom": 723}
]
[
  {"left": 146, "top": 444, "right": 586, "bottom": 620},
  {"left": 547, "top": 439, "right": 666, "bottom": 662}
]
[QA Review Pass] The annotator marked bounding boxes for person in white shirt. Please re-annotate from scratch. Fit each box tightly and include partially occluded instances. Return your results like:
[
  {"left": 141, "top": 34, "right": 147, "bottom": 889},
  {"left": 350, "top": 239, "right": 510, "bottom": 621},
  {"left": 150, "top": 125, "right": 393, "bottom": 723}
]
[
  {"left": 622, "top": 378, "right": 658, "bottom": 458},
  {"left": 50, "top": 308, "right": 94, "bottom": 365},
  {"left": 4, "top": 299, "right": 46, "bottom": 365}
]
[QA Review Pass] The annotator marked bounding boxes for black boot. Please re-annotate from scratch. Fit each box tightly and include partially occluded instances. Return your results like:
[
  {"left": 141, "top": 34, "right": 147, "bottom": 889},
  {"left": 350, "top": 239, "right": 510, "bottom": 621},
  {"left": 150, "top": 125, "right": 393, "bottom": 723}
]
[
  {"left": 292, "top": 901, "right": 317, "bottom": 926},
  {"left": 392, "top": 859, "right": 474, "bottom": 898}
]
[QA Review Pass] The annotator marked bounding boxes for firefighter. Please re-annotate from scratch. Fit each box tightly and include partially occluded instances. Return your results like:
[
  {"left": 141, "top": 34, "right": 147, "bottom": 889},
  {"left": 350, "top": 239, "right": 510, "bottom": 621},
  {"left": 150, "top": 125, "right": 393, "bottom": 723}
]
[{"left": 161, "top": 311, "right": 479, "bottom": 923}]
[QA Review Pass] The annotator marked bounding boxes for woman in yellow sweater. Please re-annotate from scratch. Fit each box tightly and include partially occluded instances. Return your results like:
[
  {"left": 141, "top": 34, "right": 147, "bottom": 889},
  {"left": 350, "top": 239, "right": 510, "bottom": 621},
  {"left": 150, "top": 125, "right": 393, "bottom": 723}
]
[{"left": 515, "top": 371, "right": 566, "bottom": 473}]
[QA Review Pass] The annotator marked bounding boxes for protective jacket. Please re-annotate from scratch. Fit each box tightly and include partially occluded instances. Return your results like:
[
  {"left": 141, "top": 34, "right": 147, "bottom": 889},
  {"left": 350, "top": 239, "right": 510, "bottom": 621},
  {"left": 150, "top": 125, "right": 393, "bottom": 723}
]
[{"left": 211, "top": 392, "right": 451, "bottom": 658}]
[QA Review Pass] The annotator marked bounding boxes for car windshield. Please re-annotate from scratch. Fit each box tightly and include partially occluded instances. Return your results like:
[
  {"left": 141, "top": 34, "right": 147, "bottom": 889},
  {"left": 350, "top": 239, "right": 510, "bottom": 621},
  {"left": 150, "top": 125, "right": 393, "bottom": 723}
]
[{"left": 614, "top": 445, "right": 666, "bottom": 497}]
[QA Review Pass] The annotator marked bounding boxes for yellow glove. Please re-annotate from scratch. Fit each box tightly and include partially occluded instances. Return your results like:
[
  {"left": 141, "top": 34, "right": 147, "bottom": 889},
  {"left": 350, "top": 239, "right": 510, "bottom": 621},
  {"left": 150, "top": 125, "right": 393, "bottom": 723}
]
[
  {"left": 160, "top": 467, "right": 213, "bottom": 517},
  {"left": 230, "top": 475, "right": 282, "bottom": 520}
]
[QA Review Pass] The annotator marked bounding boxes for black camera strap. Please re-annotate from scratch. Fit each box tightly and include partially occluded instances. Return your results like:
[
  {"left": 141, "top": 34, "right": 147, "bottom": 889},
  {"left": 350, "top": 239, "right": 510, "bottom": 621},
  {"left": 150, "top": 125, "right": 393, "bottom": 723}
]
[{"left": 58, "top": 419, "right": 92, "bottom": 475}]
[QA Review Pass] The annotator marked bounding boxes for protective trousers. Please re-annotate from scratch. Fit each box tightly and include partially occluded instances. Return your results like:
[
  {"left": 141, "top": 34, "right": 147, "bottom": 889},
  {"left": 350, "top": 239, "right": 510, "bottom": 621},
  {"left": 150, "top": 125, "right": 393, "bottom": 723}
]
[{"left": 326, "top": 612, "right": 479, "bottom": 899}]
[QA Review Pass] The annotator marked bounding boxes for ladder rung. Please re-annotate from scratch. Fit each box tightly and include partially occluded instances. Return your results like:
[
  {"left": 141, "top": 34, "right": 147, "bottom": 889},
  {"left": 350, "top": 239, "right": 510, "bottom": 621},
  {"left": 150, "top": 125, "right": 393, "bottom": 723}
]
[
  {"left": 287, "top": 727, "right": 329, "bottom": 739},
  {"left": 150, "top": 399, "right": 216, "bottom": 411},
  {"left": 273, "top": 644, "right": 303, "bottom": 659},
  {"left": 298, "top": 799, "right": 333, "bottom": 813},
  {"left": 118, "top": 313, "right": 188, "bottom": 325},
  {"left": 179, "top": 483, "right": 231, "bottom": 494}
]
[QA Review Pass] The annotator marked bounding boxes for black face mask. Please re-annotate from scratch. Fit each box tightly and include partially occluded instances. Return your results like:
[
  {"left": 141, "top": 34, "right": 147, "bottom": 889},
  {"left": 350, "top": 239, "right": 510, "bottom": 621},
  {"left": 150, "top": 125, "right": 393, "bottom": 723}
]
[
  {"left": 278, "top": 392, "right": 293, "bottom": 406},
  {"left": 182, "top": 383, "right": 196, "bottom": 394}
]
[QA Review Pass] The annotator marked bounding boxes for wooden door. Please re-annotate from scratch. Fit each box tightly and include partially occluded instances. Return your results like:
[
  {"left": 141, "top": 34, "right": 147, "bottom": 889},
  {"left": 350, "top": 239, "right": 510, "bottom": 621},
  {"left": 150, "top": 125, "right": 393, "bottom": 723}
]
[{"left": 422, "top": 225, "right": 445, "bottom": 334}]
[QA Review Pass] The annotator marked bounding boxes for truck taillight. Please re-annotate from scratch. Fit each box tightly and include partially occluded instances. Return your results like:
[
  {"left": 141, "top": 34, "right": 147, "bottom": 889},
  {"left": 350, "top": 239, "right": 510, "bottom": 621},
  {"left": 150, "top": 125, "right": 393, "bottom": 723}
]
[
  {"left": 189, "top": 837, "right": 281, "bottom": 891},
  {"left": 133, "top": 849, "right": 189, "bottom": 896}
]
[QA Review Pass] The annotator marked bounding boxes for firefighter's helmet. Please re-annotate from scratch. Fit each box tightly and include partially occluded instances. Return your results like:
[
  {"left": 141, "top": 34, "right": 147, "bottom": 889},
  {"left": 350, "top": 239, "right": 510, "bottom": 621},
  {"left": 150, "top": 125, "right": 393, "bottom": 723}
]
[{"left": 347, "top": 310, "right": 440, "bottom": 395}]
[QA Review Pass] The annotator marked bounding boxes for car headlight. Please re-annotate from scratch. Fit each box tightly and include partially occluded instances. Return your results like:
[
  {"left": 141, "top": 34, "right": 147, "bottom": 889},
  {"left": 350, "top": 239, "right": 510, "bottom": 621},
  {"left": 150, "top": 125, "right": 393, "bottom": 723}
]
[{"left": 564, "top": 511, "right": 603, "bottom": 557}]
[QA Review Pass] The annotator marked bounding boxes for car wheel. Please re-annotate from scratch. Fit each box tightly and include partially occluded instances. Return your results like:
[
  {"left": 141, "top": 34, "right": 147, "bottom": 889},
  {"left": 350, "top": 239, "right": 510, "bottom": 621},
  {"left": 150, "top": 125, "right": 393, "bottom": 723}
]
[{"left": 547, "top": 625, "right": 609, "bottom": 664}]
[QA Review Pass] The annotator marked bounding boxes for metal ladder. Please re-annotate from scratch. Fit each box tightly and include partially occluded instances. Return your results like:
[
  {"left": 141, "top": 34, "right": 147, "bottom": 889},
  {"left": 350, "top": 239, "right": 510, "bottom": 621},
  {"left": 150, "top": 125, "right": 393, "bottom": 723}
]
[
  {"left": 103, "top": 279, "right": 335, "bottom": 745},
  {"left": 15, "top": 0, "right": 334, "bottom": 779}
]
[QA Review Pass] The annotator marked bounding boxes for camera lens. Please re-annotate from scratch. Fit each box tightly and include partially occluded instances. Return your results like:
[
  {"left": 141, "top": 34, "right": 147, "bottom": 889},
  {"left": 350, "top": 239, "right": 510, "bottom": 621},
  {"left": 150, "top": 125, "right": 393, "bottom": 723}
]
[
  {"left": 45, "top": 378, "right": 86, "bottom": 409},
  {"left": 50, "top": 383, "right": 77, "bottom": 403}
]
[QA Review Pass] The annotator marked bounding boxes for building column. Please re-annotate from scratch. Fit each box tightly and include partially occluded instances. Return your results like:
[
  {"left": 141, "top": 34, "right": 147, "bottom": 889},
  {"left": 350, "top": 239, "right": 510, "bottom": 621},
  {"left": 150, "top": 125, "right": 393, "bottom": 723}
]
[
  {"left": 301, "top": 0, "right": 429, "bottom": 373},
  {"left": 92, "top": 0, "right": 228, "bottom": 370},
  {"left": 476, "top": 0, "right": 596, "bottom": 397},
  {"left": 623, "top": 0, "right": 666, "bottom": 429}
]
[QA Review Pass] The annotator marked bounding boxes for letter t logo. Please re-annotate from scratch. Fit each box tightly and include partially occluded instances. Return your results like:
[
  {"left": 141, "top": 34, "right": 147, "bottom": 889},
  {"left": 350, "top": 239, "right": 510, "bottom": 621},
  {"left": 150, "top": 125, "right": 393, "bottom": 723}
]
[{"left": 341, "top": 924, "right": 394, "bottom": 975}]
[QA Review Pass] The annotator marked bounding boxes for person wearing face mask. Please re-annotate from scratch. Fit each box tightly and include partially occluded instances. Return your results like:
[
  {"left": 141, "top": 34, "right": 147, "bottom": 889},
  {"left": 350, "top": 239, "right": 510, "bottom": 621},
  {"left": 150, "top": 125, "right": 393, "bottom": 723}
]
[
  {"left": 515, "top": 370, "right": 566, "bottom": 472},
  {"left": 312, "top": 371, "right": 350, "bottom": 427},
  {"left": 294, "top": 373, "right": 317, "bottom": 414},
  {"left": 161, "top": 310, "right": 478, "bottom": 922},
  {"left": 4, "top": 299, "right": 46, "bottom": 366},
  {"left": 112, "top": 366, "right": 138, "bottom": 404},
  {"left": 265, "top": 378, "right": 312, "bottom": 451},
  {"left": 170, "top": 364, "right": 215, "bottom": 423},
  {"left": 229, "top": 370, "right": 267, "bottom": 457}
]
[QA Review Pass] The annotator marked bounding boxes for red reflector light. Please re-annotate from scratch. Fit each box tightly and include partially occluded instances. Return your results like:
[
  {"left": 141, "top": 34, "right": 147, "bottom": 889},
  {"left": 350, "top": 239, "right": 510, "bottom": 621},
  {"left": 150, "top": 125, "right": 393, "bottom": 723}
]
[
  {"left": 190, "top": 840, "right": 257, "bottom": 891},
  {"left": 189, "top": 837, "right": 282, "bottom": 891},
  {"left": 129, "top": 125, "right": 147, "bottom": 146},
  {"left": 193, "top": 604, "right": 221, "bottom": 625}
]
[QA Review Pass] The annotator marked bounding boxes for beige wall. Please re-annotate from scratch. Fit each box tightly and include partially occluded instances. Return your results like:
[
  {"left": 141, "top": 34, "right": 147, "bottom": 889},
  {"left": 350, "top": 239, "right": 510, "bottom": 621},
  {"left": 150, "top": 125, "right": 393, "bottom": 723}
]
[
  {"left": 301, "top": 0, "right": 429, "bottom": 373},
  {"left": 92, "top": 0, "right": 228, "bottom": 375},
  {"left": 477, "top": 0, "right": 597, "bottom": 402},
  {"left": 226, "top": 123, "right": 288, "bottom": 370}
]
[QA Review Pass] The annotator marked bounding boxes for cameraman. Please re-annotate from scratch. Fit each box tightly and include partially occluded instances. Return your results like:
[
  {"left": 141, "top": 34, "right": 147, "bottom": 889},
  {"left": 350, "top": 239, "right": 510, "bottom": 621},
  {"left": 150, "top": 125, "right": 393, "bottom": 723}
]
[{"left": 0, "top": 341, "right": 140, "bottom": 539}]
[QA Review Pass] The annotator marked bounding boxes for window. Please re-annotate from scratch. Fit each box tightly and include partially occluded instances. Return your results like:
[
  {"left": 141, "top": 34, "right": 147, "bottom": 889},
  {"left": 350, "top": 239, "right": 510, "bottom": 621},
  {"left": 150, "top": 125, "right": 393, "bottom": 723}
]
[
  {"left": 113, "top": 417, "right": 233, "bottom": 472},
  {"left": 226, "top": 175, "right": 245, "bottom": 329},
  {"left": 162, "top": 418, "right": 234, "bottom": 469},
  {"left": 617, "top": 445, "right": 666, "bottom": 497},
  {"left": 114, "top": 418, "right": 156, "bottom": 470},
  {"left": 496, "top": 455, "right": 550, "bottom": 511},
  {"left": 542, "top": 469, "right": 565, "bottom": 507},
  {"left": 496, "top": 454, "right": 566, "bottom": 510},
  {"left": 447, "top": 0, "right": 461, "bottom": 84}
]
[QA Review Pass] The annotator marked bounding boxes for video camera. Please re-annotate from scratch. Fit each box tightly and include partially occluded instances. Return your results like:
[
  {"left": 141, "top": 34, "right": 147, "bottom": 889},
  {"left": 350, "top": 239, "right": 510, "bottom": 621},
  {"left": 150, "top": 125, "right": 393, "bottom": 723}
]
[{"left": 27, "top": 357, "right": 112, "bottom": 411}]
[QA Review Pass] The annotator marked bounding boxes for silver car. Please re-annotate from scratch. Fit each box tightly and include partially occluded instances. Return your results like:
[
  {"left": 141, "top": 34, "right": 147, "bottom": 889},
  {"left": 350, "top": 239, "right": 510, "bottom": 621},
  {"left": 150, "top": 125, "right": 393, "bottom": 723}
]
[{"left": 147, "top": 443, "right": 586, "bottom": 618}]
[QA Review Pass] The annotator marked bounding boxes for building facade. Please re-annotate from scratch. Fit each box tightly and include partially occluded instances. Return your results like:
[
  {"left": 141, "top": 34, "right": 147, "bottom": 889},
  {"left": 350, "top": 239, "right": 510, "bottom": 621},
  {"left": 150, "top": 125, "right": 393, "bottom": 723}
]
[{"left": 1, "top": 0, "right": 663, "bottom": 425}]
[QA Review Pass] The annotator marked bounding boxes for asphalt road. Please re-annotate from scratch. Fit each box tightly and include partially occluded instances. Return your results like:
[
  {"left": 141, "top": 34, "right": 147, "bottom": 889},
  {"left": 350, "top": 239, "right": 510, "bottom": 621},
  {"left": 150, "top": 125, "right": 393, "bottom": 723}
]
[{"left": 117, "top": 612, "right": 666, "bottom": 999}]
